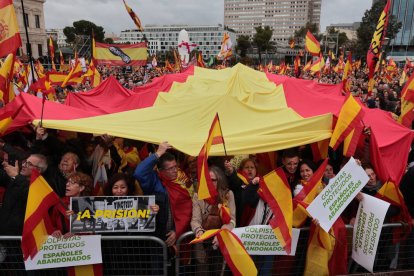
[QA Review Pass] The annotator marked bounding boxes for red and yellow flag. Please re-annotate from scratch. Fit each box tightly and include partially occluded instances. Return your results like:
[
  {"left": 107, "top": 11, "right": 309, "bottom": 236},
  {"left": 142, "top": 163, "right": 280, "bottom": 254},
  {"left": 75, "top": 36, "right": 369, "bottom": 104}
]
[
  {"left": 48, "top": 36, "right": 56, "bottom": 71},
  {"left": 47, "top": 71, "right": 67, "bottom": 86},
  {"left": 329, "top": 94, "right": 365, "bottom": 151},
  {"left": 0, "top": 52, "right": 15, "bottom": 104},
  {"left": 191, "top": 229, "right": 257, "bottom": 276},
  {"left": 21, "top": 170, "right": 60, "bottom": 260},
  {"left": 342, "top": 52, "right": 352, "bottom": 93},
  {"left": 59, "top": 50, "right": 64, "bottom": 66},
  {"left": 303, "top": 59, "right": 312, "bottom": 72},
  {"left": 310, "top": 139, "right": 329, "bottom": 162},
  {"left": 294, "top": 55, "right": 301, "bottom": 75},
  {"left": 289, "top": 38, "right": 295, "bottom": 49},
  {"left": 236, "top": 171, "right": 250, "bottom": 186},
  {"left": 259, "top": 168, "right": 292, "bottom": 254},
  {"left": 197, "top": 52, "right": 205, "bottom": 68},
  {"left": 61, "top": 60, "right": 84, "bottom": 87},
  {"left": 293, "top": 159, "right": 327, "bottom": 227},
  {"left": 305, "top": 31, "right": 321, "bottom": 56},
  {"left": 0, "top": 103, "right": 22, "bottom": 135},
  {"left": 0, "top": 0, "right": 22, "bottom": 58},
  {"left": 197, "top": 113, "right": 224, "bottom": 202},
  {"left": 123, "top": 0, "right": 144, "bottom": 32},
  {"left": 67, "top": 264, "right": 103, "bottom": 276},
  {"left": 367, "top": 77, "right": 376, "bottom": 96},
  {"left": 399, "top": 72, "right": 414, "bottom": 127},
  {"left": 165, "top": 59, "right": 174, "bottom": 72},
  {"left": 367, "top": 0, "right": 391, "bottom": 79},
  {"left": 310, "top": 54, "right": 325, "bottom": 74},
  {"left": 82, "top": 59, "right": 101, "bottom": 88},
  {"left": 93, "top": 38, "right": 147, "bottom": 66}
]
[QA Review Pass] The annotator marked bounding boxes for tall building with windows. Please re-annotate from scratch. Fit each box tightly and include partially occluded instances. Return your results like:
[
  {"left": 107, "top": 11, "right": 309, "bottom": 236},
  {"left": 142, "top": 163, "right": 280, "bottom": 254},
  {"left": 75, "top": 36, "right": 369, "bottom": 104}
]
[
  {"left": 118, "top": 25, "right": 237, "bottom": 59},
  {"left": 388, "top": 0, "right": 414, "bottom": 60},
  {"left": 13, "top": 0, "right": 47, "bottom": 59},
  {"left": 46, "top": 28, "right": 69, "bottom": 49},
  {"left": 224, "top": 0, "right": 322, "bottom": 44}
]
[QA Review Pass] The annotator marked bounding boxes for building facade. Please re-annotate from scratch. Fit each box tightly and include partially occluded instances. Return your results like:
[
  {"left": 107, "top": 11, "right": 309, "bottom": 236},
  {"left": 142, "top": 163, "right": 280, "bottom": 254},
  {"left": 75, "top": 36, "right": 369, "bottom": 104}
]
[
  {"left": 46, "top": 28, "right": 69, "bottom": 49},
  {"left": 224, "top": 0, "right": 322, "bottom": 43},
  {"left": 118, "top": 25, "right": 237, "bottom": 59},
  {"left": 388, "top": 0, "right": 414, "bottom": 61},
  {"left": 13, "top": 0, "right": 47, "bottom": 59},
  {"left": 325, "top": 22, "right": 360, "bottom": 40}
]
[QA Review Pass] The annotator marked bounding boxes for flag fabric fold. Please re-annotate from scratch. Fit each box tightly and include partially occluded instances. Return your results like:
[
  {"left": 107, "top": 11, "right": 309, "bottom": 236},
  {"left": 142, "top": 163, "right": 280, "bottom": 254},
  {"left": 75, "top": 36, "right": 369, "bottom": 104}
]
[
  {"left": 197, "top": 113, "right": 224, "bottom": 203},
  {"left": 123, "top": 0, "right": 144, "bottom": 32},
  {"left": 0, "top": 52, "right": 15, "bottom": 104},
  {"left": 0, "top": 0, "right": 22, "bottom": 57},
  {"left": 259, "top": 168, "right": 293, "bottom": 254},
  {"left": 399, "top": 72, "right": 414, "bottom": 127},
  {"left": 190, "top": 229, "right": 257, "bottom": 276},
  {"left": 305, "top": 31, "right": 321, "bottom": 56},
  {"left": 21, "top": 170, "right": 60, "bottom": 260},
  {"left": 329, "top": 94, "right": 365, "bottom": 151}
]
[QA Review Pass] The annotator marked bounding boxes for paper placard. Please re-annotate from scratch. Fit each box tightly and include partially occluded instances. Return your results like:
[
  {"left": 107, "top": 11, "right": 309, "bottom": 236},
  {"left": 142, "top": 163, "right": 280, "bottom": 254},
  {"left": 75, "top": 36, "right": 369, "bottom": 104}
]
[
  {"left": 24, "top": 235, "right": 102, "bottom": 270},
  {"left": 307, "top": 157, "right": 369, "bottom": 232},
  {"left": 232, "top": 225, "right": 300, "bottom": 255}
]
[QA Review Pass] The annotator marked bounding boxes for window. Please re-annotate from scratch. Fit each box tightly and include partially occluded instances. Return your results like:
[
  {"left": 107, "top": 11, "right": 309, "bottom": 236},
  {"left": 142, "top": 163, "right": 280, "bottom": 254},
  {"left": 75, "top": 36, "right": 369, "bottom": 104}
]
[
  {"left": 24, "top": 13, "right": 29, "bottom": 27},
  {"left": 37, "top": 44, "right": 43, "bottom": 57},
  {"left": 35, "top": 15, "right": 40, "bottom": 28}
]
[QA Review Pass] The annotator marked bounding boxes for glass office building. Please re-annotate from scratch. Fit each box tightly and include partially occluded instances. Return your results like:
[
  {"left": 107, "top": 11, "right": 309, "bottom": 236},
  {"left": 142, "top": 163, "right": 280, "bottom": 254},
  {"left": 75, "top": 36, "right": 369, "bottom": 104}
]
[{"left": 388, "top": 0, "right": 414, "bottom": 60}]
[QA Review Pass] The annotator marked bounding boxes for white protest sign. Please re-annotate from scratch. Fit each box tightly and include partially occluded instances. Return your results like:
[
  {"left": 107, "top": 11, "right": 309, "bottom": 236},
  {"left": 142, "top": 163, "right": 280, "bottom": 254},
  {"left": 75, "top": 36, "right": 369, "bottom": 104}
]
[
  {"left": 352, "top": 194, "right": 390, "bottom": 273},
  {"left": 307, "top": 157, "right": 369, "bottom": 232},
  {"left": 232, "top": 225, "right": 300, "bottom": 255},
  {"left": 25, "top": 235, "right": 102, "bottom": 270}
]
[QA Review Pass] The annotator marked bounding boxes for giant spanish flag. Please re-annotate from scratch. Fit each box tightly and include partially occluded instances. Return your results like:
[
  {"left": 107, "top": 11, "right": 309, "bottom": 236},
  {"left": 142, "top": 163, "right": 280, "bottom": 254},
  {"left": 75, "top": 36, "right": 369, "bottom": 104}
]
[
  {"left": 0, "top": 52, "right": 15, "bottom": 104},
  {"left": 305, "top": 31, "right": 321, "bottom": 56},
  {"left": 259, "top": 168, "right": 292, "bottom": 254},
  {"left": 93, "top": 40, "right": 147, "bottom": 66},
  {"left": 21, "top": 170, "right": 60, "bottom": 260},
  {"left": 367, "top": 0, "right": 391, "bottom": 79},
  {"left": 399, "top": 72, "right": 414, "bottom": 128},
  {"left": 123, "top": 0, "right": 144, "bottom": 32},
  {"left": 329, "top": 94, "right": 365, "bottom": 151},
  {"left": 190, "top": 229, "right": 257, "bottom": 276},
  {"left": 0, "top": 0, "right": 22, "bottom": 57},
  {"left": 293, "top": 159, "right": 327, "bottom": 227},
  {"left": 197, "top": 113, "right": 224, "bottom": 202}
]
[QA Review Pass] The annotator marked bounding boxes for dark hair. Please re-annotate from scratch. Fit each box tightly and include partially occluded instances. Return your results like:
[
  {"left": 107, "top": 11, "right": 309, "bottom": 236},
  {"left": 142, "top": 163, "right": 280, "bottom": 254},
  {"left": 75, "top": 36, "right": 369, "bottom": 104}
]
[
  {"left": 282, "top": 148, "right": 300, "bottom": 159},
  {"left": 157, "top": 152, "right": 176, "bottom": 170},
  {"left": 299, "top": 159, "right": 317, "bottom": 174},
  {"left": 68, "top": 172, "right": 93, "bottom": 196},
  {"left": 104, "top": 173, "right": 135, "bottom": 196}
]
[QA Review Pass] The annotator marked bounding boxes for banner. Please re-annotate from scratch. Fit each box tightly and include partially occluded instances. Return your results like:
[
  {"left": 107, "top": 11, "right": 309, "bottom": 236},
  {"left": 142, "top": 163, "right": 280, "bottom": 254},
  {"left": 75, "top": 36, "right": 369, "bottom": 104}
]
[
  {"left": 70, "top": 196, "right": 156, "bottom": 233},
  {"left": 24, "top": 235, "right": 102, "bottom": 270},
  {"left": 232, "top": 225, "right": 300, "bottom": 256},
  {"left": 93, "top": 41, "right": 148, "bottom": 66},
  {"left": 352, "top": 194, "right": 390, "bottom": 273},
  {"left": 307, "top": 157, "right": 369, "bottom": 232}
]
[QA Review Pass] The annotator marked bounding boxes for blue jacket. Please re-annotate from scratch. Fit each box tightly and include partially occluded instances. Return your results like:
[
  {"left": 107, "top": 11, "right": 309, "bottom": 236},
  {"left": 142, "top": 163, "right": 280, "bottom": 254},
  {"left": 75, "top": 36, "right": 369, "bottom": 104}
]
[{"left": 133, "top": 154, "right": 166, "bottom": 195}]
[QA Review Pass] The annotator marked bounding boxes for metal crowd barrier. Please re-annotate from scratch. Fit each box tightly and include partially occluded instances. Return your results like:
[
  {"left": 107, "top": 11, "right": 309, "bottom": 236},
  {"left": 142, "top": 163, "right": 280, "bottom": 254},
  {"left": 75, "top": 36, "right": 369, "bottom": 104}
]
[
  {"left": 0, "top": 236, "right": 168, "bottom": 276},
  {"left": 1, "top": 223, "right": 414, "bottom": 275}
]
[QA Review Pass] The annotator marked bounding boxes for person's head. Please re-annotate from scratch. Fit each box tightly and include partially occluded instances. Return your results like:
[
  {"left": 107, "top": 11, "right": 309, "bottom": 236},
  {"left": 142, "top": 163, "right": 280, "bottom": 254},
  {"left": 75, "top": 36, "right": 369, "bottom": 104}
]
[
  {"left": 104, "top": 173, "right": 135, "bottom": 196},
  {"left": 20, "top": 154, "right": 48, "bottom": 177},
  {"left": 238, "top": 158, "right": 257, "bottom": 181},
  {"left": 59, "top": 152, "right": 80, "bottom": 176},
  {"left": 363, "top": 165, "right": 378, "bottom": 188},
  {"left": 299, "top": 159, "right": 317, "bottom": 182},
  {"left": 209, "top": 166, "right": 229, "bottom": 204},
  {"left": 324, "top": 162, "right": 335, "bottom": 180},
  {"left": 282, "top": 148, "right": 300, "bottom": 174},
  {"left": 65, "top": 172, "right": 93, "bottom": 197},
  {"left": 157, "top": 152, "right": 178, "bottom": 180}
]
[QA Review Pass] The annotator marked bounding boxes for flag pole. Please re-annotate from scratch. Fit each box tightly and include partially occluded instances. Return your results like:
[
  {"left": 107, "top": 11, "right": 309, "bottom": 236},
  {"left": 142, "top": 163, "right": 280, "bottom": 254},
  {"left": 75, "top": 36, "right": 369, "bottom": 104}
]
[
  {"left": 216, "top": 113, "right": 228, "bottom": 157},
  {"left": 20, "top": 0, "right": 36, "bottom": 85}
]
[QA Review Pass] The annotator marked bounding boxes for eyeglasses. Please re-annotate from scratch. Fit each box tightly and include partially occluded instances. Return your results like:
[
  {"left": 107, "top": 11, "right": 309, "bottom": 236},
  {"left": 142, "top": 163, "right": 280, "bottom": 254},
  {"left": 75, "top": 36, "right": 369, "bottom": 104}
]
[
  {"left": 211, "top": 178, "right": 218, "bottom": 182},
  {"left": 22, "top": 160, "right": 40, "bottom": 169},
  {"left": 162, "top": 165, "right": 178, "bottom": 172},
  {"left": 67, "top": 179, "right": 80, "bottom": 186}
]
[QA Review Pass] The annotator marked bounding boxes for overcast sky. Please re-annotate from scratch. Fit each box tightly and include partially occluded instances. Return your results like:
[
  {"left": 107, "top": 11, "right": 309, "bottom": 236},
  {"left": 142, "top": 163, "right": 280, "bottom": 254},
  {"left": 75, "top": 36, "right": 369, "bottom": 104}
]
[{"left": 44, "top": 0, "right": 372, "bottom": 35}]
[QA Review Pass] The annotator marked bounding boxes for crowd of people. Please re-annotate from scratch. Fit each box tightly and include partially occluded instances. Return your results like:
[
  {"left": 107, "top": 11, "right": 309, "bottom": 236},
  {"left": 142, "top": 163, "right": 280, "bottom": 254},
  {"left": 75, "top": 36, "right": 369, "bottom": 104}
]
[{"left": 1, "top": 58, "right": 414, "bottom": 274}]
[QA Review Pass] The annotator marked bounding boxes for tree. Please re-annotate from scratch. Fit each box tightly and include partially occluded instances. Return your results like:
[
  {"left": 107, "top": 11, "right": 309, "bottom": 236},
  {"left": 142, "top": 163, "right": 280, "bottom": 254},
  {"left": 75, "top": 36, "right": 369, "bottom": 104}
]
[
  {"left": 294, "top": 22, "right": 321, "bottom": 43},
  {"left": 236, "top": 35, "right": 251, "bottom": 57},
  {"left": 104, "top": 38, "right": 114, "bottom": 44},
  {"left": 63, "top": 20, "right": 105, "bottom": 44},
  {"left": 253, "top": 26, "right": 274, "bottom": 64},
  {"left": 355, "top": 0, "right": 402, "bottom": 57}
]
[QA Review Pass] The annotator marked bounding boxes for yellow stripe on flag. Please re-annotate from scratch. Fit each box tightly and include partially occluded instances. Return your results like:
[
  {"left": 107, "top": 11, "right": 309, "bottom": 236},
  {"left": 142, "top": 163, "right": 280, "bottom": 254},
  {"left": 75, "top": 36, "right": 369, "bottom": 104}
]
[
  {"left": 0, "top": 2, "right": 20, "bottom": 40},
  {"left": 73, "top": 264, "right": 95, "bottom": 276},
  {"left": 24, "top": 176, "right": 56, "bottom": 221},
  {"left": 0, "top": 117, "right": 12, "bottom": 135},
  {"left": 32, "top": 219, "right": 48, "bottom": 252}
]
